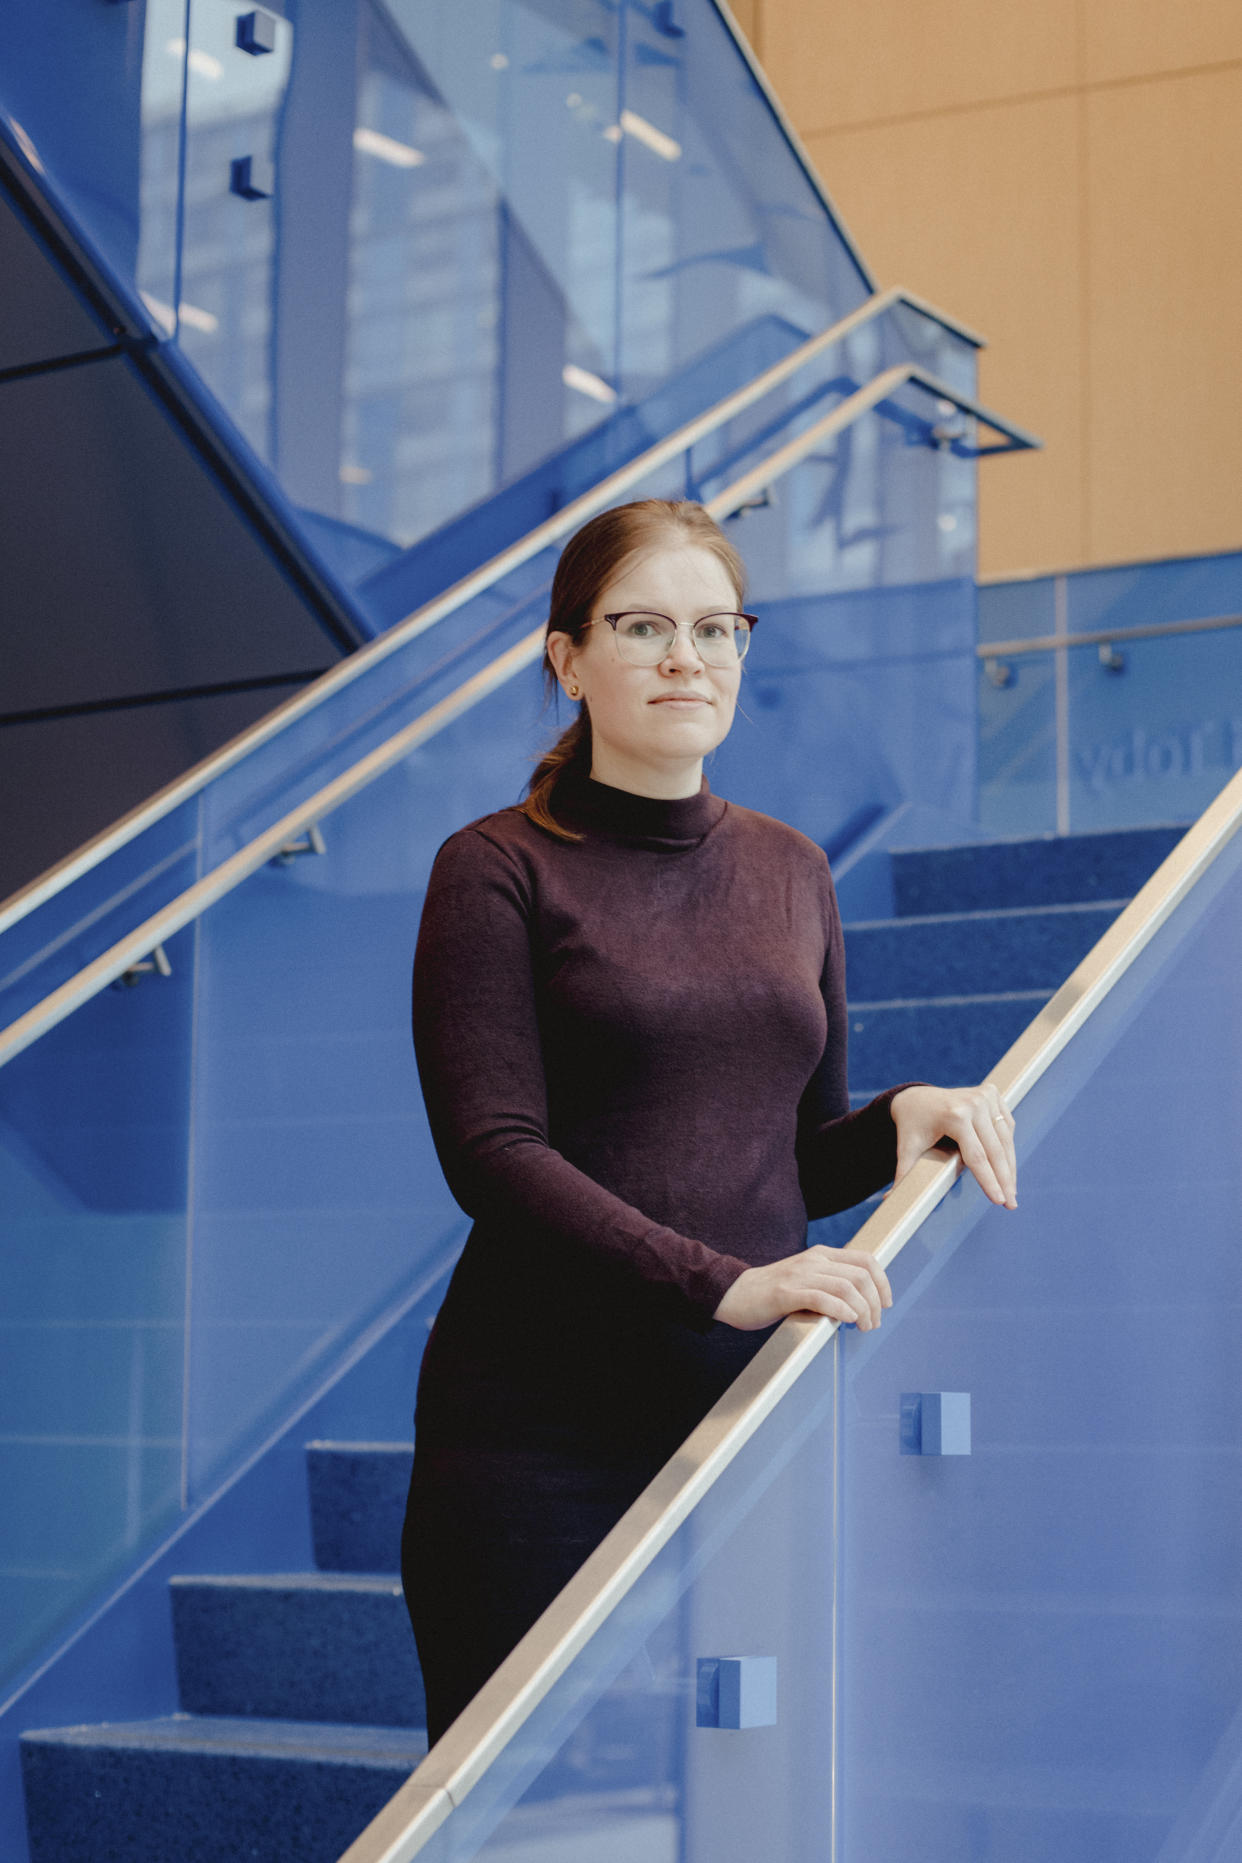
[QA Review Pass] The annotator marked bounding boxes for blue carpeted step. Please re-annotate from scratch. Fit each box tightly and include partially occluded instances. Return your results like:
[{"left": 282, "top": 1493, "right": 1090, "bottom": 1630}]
[
  {"left": 846, "top": 990, "right": 1051, "bottom": 1095},
  {"left": 20, "top": 1715, "right": 426, "bottom": 1863},
  {"left": 843, "top": 899, "right": 1123, "bottom": 1002},
  {"left": 171, "top": 1572, "right": 424, "bottom": 1727},
  {"left": 307, "top": 1440, "right": 412, "bottom": 1574},
  {"left": 890, "top": 823, "right": 1187, "bottom": 917}
]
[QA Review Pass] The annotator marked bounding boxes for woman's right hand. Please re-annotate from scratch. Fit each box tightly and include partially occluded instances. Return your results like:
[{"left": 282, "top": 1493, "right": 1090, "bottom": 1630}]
[{"left": 713, "top": 1245, "right": 892, "bottom": 1332}]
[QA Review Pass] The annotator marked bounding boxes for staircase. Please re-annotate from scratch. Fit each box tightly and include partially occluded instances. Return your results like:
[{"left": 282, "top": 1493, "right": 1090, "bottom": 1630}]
[
  {"left": 20, "top": 1445, "right": 422, "bottom": 1863},
  {"left": 844, "top": 822, "right": 1186, "bottom": 1094},
  {"left": 17, "top": 821, "right": 1190, "bottom": 1861},
  {"left": 812, "top": 821, "right": 1187, "bottom": 1246}
]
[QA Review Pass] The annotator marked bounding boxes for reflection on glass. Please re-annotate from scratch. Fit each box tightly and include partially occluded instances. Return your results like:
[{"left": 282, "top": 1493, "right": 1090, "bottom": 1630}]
[
  {"left": 709, "top": 388, "right": 978, "bottom": 862},
  {"left": 0, "top": 932, "right": 193, "bottom": 1691},
  {"left": 979, "top": 648, "right": 1057, "bottom": 836},
  {"left": 393, "top": 799, "right": 1242, "bottom": 1863},
  {"left": 409, "top": 1332, "right": 840, "bottom": 1863},
  {"left": 1068, "top": 632, "right": 1242, "bottom": 831},
  {"left": 137, "top": 0, "right": 190, "bottom": 330},
  {"left": 341, "top": 14, "right": 501, "bottom": 550},
  {"left": 840, "top": 810, "right": 1242, "bottom": 1862},
  {"left": 979, "top": 631, "right": 1242, "bottom": 837},
  {"left": 174, "top": 0, "right": 294, "bottom": 459}
]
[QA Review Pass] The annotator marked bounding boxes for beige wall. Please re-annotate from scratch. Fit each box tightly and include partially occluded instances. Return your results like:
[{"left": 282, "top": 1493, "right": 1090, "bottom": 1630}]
[{"left": 728, "top": 0, "right": 1242, "bottom": 580}]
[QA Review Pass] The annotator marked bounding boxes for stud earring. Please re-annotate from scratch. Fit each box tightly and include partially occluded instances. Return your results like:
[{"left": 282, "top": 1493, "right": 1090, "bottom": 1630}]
[{"left": 568, "top": 683, "right": 581, "bottom": 699}]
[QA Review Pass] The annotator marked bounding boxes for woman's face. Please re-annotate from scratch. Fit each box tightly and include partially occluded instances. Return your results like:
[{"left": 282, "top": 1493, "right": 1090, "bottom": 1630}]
[{"left": 548, "top": 540, "right": 744, "bottom": 797}]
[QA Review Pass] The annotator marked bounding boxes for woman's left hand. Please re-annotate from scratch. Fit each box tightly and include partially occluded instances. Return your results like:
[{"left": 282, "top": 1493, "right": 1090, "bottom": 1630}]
[{"left": 889, "top": 1084, "right": 1017, "bottom": 1209}]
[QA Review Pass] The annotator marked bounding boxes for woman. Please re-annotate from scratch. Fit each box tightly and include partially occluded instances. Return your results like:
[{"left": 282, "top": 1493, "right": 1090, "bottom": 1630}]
[{"left": 402, "top": 499, "right": 1017, "bottom": 1744}]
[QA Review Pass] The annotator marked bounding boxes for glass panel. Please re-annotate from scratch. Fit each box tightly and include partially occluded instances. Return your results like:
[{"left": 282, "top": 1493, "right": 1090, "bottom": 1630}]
[
  {"left": 977, "top": 630, "right": 1242, "bottom": 838},
  {"left": 136, "top": 0, "right": 192, "bottom": 334},
  {"left": 1064, "top": 550, "right": 1242, "bottom": 637},
  {"left": 412, "top": 1328, "right": 842, "bottom": 1863},
  {"left": 0, "top": 0, "right": 885, "bottom": 607},
  {"left": 707, "top": 374, "right": 978, "bottom": 864},
  {"left": 978, "top": 648, "right": 1058, "bottom": 836},
  {"left": 0, "top": 0, "right": 177, "bottom": 315},
  {"left": 617, "top": 0, "right": 866, "bottom": 407},
  {"left": 0, "top": 924, "right": 193, "bottom": 1692},
  {"left": 977, "top": 557, "right": 1242, "bottom": 837},
  {"left": 5, "top": 292, "right": 979, "bottom": 1029},
  {"left": 1067, "top": 631, "right": 1242, "bottom": 832},
  {"left": 385, "top": 797, "right": 1242, "bottom": 1863},
  {"left": 184, "top": 736, "right": 492, "bottom": 1496},
  {"left": 0, "top": 797, "right": 203, "bottom": 1034},
  {"left": 840, "top": 808, "right": 1242, "bottom": 1861},
  {"left": 174, "top": 0, "right": 294, "bottom": 457},
  {"left": 977, "top": 572, "right": 1057, "bottom": 649},
  {"left": 3, "top": 323, "right": 983, "bottom": 1521}
]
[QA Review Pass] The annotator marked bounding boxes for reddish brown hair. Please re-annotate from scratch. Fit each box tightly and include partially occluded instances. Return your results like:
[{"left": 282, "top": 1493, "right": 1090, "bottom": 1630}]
[{"left": 521, "top": 500, "right": 746, "bottom": 841}]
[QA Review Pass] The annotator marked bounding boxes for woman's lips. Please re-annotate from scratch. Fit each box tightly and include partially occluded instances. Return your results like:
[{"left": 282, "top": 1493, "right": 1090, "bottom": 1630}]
[{"left": 650, "top": 694, "right": 710, "bottom": 705}]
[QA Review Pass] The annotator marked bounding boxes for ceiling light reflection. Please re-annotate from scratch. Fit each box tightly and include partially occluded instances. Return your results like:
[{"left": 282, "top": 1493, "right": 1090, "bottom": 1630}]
[
  {"left": 353, "top": 127, "right": 425, "bottom": 168},
  {"left": 563, "top": 364, "right": 617, "bottom": 404}
]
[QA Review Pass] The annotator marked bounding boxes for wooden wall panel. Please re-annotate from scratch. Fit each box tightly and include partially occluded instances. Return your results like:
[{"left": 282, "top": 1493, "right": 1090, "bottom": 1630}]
[
  {"left": 760, "top": 0, "right": 1077, "bottom": 135},
  {"left": 1083, "top": 0, "right": 1242, "bottom": 85},
  {"left": 734, "top": 0, "right": 1242, "bottom": 573},
  {"left": 1085, "top": 66, "right": 1242, "bottom": 564},
  {"left": 804, "top": 99, "right": 1086, "bottom": 578}
]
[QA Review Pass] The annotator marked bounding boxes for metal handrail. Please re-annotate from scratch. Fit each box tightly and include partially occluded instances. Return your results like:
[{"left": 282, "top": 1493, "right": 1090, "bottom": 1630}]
[
  {"left": 0, "top": 356, "right": 1037, "bottom": 1071},
  {"left": 337, "top": 758, "right": 1242, "bottom": 1863},
  {"left": 0, "top": 283, "right": 992, "bottom": 940},
  {"left": 978, "top": 610, "right": 1242, "bottom": 660},
  {"left": 702, "top": 362, "right": 1038, "bottom": 513}
]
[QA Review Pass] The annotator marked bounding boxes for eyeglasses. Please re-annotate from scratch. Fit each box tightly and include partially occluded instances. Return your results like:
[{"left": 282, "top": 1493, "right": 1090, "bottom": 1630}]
[{"left": 586, "top": 610, "right": 757, "bottom": 667}]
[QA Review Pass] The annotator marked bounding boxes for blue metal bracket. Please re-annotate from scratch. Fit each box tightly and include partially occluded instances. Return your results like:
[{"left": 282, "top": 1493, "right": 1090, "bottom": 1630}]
[
  {"left": 696, "top": 1656, "right": 777, "bottom": 1729},
  {"left": 236, "top": 10, "right": 278, "bottom": 55},
  {"left": 230, "top": 156, "right": 275, "bottom": 201},
  {"left": 901, "top": 1392, "right": 971, "bottom": 1456},
  {"left": 654, "top": 2, "right": 686, "bottom": 36}
]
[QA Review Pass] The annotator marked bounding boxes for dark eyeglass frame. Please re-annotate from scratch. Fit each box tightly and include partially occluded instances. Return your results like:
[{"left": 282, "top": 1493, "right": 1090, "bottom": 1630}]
[{"left": 585, "top": 610, "right": 758, "bottom": 664}]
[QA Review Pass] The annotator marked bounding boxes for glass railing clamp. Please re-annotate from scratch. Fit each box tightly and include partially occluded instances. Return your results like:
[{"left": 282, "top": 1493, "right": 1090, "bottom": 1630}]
[
  {"left": 901, "top": 1391, "right": 972, "bottom": 1455},
  {"left": 236, "top": 9, "right": 278, "bottom": 55},
  {"left": 729, "top": 485, "right": 776, "bottom": 519},
  {"left": 696, "top": 1656, "right": 778, "bottom": 1729},
  {"left": 270, "top": 823, "right": 327, "bottom": 866},
  {"left": 111, "top": 944, "right": 172, "bottom": 989}
]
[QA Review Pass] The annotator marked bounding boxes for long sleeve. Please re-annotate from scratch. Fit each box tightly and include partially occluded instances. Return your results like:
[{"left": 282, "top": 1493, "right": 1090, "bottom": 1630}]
[
  {"left": 795, "top": 862, "right": 911, "bottom": 1218},
  {"left": 412, "top": 827, "right": 749, "bottom": 1329}
]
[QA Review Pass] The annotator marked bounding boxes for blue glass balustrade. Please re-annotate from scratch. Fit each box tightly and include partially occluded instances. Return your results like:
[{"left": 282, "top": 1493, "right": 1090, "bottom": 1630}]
[
  {"left": 979, "top": 550, "right": 1242, "bottom": 835},
  {"left": 0, "top": 320, "right": 978, "bottom": 1030},
  {"left": 377, "top": 791, "right": 1242, "bottom": 1862},
  {"left": 0, "top": 0, "right": 885, "bottom": 609},
  {"left": 0, "top": 381, "right": 977, "bottom": 1694},
  {"left": 837, "top": 803, "right": 1242, "bottom": 1860},
  {"left": 0, "top": 930, "right": 193, "bottom": 1685}
]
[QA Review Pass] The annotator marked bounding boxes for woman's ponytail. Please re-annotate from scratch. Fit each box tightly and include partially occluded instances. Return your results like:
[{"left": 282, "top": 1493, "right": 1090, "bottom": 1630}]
[{"left": 522, "top": 707, "right": 592, "bottom": 843}]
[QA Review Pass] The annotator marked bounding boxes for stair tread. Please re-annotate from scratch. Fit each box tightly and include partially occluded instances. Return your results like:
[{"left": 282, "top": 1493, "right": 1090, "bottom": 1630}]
[
  {"left": 850, "top": 988, "right": 1052, "bottom": 1011},
  {"left": 843, "top": 897, "right": 1129, "bottom": 932},
  {"left": 305, "top": 1440, "right": 414, "bottom": 1453},
  {"left": 21, "top": 1714, "right": 427, "bottom": 1765},
  {"left": 170, "top": 1571, "right": 402, "bottom": 1595},
  {"left": 889, "top": 823, "right": 1189, "bottom": 856}
]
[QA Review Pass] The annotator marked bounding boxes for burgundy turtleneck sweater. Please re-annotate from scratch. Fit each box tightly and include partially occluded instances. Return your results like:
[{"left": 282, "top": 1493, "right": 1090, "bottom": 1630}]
[{"left": 411, "top": 767, "right": 903, "bottom": 1462}]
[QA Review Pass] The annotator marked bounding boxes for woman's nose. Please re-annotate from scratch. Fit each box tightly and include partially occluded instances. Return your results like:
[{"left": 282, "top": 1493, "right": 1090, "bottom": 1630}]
[{"left": 662, "top": 624, "right": 705, "bottom": 671}]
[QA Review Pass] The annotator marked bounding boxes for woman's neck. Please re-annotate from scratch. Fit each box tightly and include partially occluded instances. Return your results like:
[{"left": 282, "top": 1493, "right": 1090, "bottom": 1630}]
[{"left": 587, "top": 748, "right": 703, "bottom": 800}]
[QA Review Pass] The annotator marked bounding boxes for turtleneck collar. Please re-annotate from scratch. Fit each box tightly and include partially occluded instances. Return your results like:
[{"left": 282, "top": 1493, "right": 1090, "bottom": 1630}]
[{"left": 554, "top": 763, "right": 726, "bottom": 850}]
